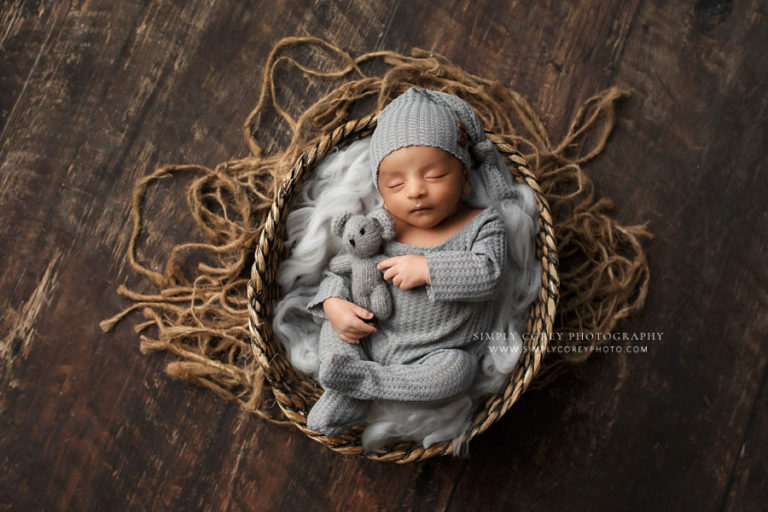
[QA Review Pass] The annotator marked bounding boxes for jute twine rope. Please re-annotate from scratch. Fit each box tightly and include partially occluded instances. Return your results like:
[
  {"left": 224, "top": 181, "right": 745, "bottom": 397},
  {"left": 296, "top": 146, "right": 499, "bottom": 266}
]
[{"left": 101, "top": 37, "right": 650, "bottom": 449}]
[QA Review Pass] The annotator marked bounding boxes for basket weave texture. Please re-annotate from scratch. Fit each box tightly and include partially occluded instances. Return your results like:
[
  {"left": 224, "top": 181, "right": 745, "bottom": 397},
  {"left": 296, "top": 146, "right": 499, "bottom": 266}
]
[{"left": 247, "top": 112, "right": 559, "bottom": 463}]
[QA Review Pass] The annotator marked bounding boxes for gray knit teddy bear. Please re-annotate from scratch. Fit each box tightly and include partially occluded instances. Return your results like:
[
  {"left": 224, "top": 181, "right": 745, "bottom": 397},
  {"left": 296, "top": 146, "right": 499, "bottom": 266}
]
[{"left": 329, "top": 208, "right": 396, "bottom": 320}]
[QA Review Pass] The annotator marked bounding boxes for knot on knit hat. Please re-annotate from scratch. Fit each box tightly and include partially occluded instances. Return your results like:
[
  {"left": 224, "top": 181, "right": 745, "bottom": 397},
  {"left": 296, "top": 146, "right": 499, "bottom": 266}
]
[{"left": 370, "top": 87, "right": 518, "bottom": 203}]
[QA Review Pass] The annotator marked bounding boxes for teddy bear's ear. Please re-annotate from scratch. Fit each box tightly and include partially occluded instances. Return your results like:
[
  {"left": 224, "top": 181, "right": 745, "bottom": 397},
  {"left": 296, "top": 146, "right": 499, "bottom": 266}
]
[
  {"left": 331, "top": 211, "right": 353, "bottom": 237},
  {"left": 369, "top": 208, "right": 396, "bottom": 240}
]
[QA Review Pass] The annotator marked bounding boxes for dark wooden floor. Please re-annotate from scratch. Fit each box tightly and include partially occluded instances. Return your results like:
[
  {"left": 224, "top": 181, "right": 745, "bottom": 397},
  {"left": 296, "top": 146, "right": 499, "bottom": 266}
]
[{"left": 1, "top": 1, "right": 767, "bottom": 510}]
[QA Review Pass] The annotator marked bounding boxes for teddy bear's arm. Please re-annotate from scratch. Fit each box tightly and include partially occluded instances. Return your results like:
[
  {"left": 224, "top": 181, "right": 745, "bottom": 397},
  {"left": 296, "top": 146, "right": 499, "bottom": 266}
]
[
  {"left": 328, "top": 253, "right": 353, "bottom": 273},
  {"left": 372, "top": 254, "right": 389, "bottom": 266}
]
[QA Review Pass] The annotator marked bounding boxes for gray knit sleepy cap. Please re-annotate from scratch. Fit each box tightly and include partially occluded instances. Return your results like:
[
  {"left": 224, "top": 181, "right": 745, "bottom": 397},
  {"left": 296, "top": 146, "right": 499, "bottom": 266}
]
[{"left": 370, "top": 87, "right": 517, "bottom": 202}]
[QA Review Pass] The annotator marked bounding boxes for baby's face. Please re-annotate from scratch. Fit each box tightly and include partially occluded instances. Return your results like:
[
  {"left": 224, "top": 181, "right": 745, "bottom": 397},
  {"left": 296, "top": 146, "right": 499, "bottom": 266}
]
[{"left": 377, "top": 146, "right": 468, "bottom": 229}]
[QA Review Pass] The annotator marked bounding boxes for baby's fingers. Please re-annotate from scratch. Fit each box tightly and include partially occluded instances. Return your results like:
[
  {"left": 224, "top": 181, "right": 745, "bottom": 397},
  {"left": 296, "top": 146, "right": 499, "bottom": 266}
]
[
  {"left": 377, "top": 257, "right": 397, "bottom": 270},
  {"left": 339, "top": 321, "right": 375, "bottom": 344},
  {"left": 350, "top": 317, "right": 377, "bottom": 334},
  {"left": 339, "top": 334, "right": 360, "bottom": 344},
  {"left": 350, "top": 303, "right": 374, "bottom": 320},
  {"left": 382, "top": 267, "right": 398, "bottom": 281}
]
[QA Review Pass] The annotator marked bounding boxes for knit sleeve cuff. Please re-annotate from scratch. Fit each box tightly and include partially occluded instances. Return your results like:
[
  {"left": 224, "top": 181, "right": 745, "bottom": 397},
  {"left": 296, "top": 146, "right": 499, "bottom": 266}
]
[
  {"left": 307, "top": 272, "right": 350, "bottom": 319},
  {"left": 425, "top": 251, "right": 468, "bottom": 301}
]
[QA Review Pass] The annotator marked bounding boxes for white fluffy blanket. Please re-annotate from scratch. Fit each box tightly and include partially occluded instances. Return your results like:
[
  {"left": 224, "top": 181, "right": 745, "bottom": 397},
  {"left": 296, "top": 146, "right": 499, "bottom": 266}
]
[{"left": 272, "top": 138, "right": 541, "bottom": 453}]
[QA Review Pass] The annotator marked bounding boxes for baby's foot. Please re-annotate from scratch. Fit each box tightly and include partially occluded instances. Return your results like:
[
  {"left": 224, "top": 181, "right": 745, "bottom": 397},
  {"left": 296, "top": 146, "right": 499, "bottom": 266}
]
[{"left": 306, "top": 389, "right": 369, "bottom": 435}]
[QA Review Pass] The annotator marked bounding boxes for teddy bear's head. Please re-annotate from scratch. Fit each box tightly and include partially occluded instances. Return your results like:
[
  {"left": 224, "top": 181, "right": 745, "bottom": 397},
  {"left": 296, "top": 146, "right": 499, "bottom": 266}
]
[{"left": 332, "top": 208, "right": 396, "bottom": 258}]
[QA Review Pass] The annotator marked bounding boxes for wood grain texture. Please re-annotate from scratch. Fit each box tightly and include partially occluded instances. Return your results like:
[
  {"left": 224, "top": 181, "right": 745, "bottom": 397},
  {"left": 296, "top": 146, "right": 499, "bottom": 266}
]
[
  {"left": 1, "top": 0, "right": 766, "bottom": 510},
  {"left": 723, "top": 369, "right": 768, "bottom": 512}
]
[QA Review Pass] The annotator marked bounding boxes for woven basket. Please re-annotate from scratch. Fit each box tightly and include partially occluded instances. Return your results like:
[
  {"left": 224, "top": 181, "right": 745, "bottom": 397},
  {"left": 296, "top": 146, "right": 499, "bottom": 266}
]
[{"left": 247, "top": 112, "right": 559, "bottom": 463}]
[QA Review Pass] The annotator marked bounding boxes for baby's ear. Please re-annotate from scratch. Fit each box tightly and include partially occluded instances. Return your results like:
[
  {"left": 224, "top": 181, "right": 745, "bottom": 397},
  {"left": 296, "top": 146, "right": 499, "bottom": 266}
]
[
  {"left": 369, "top": 208, "right": 396, "bottom": 240},
  {"left": 331, "top": 211, "right": 353, "bottom": 237}
]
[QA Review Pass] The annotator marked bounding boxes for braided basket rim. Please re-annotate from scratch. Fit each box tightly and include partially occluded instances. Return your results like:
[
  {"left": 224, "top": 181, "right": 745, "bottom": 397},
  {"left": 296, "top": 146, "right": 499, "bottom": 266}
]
[{"left": 247, "top": 112, "right": 559, "bottom": 463}]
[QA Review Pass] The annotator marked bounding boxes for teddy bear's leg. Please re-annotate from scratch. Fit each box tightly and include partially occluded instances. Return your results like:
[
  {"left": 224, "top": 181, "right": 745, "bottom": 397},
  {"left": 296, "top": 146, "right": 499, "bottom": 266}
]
[
  {"left": 321, "top": 348, "right": 477, "bottom": 402},
  {"left": 369, "top": 283, "right": 392, "bottom": 320},
  {"left": 306, "top": 389, "right": 370, "bottom": 435}
]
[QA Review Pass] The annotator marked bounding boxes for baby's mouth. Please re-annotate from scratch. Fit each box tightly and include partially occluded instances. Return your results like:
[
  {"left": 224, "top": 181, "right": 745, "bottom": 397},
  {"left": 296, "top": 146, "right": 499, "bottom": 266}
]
[{"left": 410, "top": 205, "right": 432, "bottom": 214}]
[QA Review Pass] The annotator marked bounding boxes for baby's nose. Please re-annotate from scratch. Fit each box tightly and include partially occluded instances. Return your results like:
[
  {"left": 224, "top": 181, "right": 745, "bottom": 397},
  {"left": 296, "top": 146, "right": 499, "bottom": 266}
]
[{"left": 406, "top": 179, "right": 426, "bottom": 198}]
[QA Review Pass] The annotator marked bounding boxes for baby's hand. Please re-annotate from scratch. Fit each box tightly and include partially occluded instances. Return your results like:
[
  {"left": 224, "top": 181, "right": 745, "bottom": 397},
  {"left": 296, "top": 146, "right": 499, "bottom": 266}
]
[
  {"left": 322, "top": 297, "right": 376, "bottom": 344},
  {"left": 378, "top": 255, "right": 430, "bottom": 290}
]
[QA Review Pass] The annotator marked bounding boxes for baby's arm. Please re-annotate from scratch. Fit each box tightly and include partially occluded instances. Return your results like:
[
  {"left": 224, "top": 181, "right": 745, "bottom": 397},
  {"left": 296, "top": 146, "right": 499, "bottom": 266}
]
[
  {"left": 306, "top": 268, "right": 375, "bottom": 344},
  {"left": 425, "top": 216, "right": 507, "bottom": 302}
]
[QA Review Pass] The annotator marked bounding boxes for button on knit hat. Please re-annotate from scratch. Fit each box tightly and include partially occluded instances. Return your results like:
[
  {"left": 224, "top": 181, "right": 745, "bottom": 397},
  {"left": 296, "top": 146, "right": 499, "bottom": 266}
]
[{"left": 370, "top": 87, "right": 518, "bottom": 203}]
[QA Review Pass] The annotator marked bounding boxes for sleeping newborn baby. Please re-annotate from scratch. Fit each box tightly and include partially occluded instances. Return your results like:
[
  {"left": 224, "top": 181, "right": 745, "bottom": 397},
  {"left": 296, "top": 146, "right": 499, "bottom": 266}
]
[{"left": 306, "top": 87, "right": 520, "bottom": 435}]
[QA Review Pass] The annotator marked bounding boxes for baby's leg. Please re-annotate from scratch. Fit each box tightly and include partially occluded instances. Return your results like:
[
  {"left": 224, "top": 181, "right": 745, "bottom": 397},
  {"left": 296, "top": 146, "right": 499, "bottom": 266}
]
[
  {"left": 321, "top": 348, "right": 477, "bottom": 402},
  {"left": 316, "top": 320, "right": 368, "bottom": 386},
  {"left": 307, "top": 321, "right": 370, "bottom": 435}
]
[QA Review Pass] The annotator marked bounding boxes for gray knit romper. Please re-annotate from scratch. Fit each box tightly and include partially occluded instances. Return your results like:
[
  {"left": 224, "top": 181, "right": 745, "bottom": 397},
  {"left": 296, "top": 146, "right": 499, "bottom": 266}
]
[{"left": 305, "top": 206, "right": 506, "bottom": 434}]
